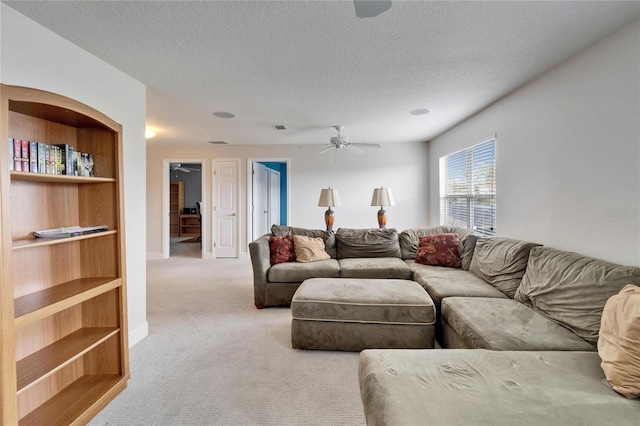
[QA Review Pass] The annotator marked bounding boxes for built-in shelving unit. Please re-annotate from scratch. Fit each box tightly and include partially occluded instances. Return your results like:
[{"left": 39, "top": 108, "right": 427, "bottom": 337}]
[
  {"left": 0, "top": 84, "right": 129, "bottom": 425},
  {"left": 170, "top": 181, "right": 184, "bottom": 237}
]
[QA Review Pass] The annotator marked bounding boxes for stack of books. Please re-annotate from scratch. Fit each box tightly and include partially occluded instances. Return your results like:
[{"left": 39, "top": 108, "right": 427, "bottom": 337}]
[{"left": 8, "top": 138, "right": 94, "bottom": 176}]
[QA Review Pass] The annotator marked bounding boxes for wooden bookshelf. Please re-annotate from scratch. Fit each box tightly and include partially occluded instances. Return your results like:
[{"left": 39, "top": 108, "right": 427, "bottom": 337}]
[{"left": 0, "top": 84, "right": 129, "bottom": 425}]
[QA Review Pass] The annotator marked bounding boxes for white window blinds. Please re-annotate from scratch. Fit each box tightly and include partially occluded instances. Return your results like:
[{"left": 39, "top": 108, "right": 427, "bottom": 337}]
[{"left": 439, "top": 137, "right": 496, "bottom": 236}]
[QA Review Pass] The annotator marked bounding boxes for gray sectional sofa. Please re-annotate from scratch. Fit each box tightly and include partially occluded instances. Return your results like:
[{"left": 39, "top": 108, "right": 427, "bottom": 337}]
[{"left": 250, "top": 225, "right": 640, "bottom": 424}]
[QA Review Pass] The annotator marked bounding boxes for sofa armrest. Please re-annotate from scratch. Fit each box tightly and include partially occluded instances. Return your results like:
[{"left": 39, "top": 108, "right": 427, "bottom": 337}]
[{"left": 249, "top": 234, "right": 272, "bottom": 308}]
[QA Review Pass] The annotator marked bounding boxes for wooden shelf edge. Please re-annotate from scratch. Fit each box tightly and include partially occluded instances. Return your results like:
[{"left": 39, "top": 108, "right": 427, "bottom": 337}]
[
  {"left": 17, "top": 328, "right": 119, "bottom": 393},
  {"left": 13, "top": 230, "right": 118, "bottom": 250},
  {"left": 10, "top": 171, "right": 115, "bottom": 183},
  {"left": 19, "top": 374, "right": 126, "bottom": 426},
  {"left": 15, "top": 278, "right": 122, "bottom": 328}
]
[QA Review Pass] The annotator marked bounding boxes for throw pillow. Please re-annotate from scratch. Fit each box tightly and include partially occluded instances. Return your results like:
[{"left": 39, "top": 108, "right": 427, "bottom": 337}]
[
  {"left": 598, "top": 284, "right": 640, "bottom": 399},
  {"left": 269, "top": 235, "right": 296, "bottom": 265},
  {"left": 415, "top": 233, "right": 461, "bottom": 268},
  {"left": 293, "top": 235, "right": 331, "bottom": 263}
]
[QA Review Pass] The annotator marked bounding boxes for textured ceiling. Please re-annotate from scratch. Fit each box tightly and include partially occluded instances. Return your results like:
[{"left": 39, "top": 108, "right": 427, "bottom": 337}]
[{"left": 4, "top": 1, "right": 639, "bottom": 147}]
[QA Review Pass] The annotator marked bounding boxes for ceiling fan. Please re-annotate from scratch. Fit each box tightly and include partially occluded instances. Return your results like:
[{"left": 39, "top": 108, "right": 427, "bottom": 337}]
[
  {"left": 306, "top": 126, "right": 382, "bottom": 155},
  {"left": 170, "top": 163, "right": 200, "bottom": 173},
  {"left": 353, "top": 0, "right": 392, "bottom": 18}
]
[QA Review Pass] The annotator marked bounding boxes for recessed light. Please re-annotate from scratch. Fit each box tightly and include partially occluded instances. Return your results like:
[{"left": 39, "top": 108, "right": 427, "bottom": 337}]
[
  {"left": 213, "top": 111, "right": 235, "bottom": 119},
  {"left": 410, "top": 109, "right": 431, "bottom": 116}
]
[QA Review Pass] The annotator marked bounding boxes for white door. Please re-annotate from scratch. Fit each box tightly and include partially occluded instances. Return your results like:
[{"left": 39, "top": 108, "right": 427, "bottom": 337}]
[
  {"left": 252, "top": 162, "right": 269, "bottom": 240},
  {"left": 269, "top": 169, "right": 281, "bottom": 226},
  {"left": 215, "top": 160, "right": 238, "bottom": 258}
]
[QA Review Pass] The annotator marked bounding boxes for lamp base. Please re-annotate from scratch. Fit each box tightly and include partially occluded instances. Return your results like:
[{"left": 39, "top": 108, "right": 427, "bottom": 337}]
[
  {"left": 377, "top": 208, "right": 387, "bottom": 228},
  {"left": 325, "top": 208, "right": 335, "bottom": 232}
]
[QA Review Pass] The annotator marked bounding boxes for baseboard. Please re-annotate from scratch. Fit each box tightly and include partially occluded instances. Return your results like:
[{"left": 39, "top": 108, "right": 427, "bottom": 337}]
[
  {"left": 147, "top": 252, "right": 163, "bottom": 260},
  {"left": 128, "top": 321, "right": 149, "bottom": 347}
]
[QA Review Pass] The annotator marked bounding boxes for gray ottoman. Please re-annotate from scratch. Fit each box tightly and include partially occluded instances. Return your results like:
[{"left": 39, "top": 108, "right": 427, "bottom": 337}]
[{"left": 291, "top": 278, "right": 435, "bottom": 351}]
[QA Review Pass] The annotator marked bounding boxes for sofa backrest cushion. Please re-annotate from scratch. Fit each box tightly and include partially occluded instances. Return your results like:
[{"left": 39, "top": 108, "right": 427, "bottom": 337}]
[
  {"left": 515, "top": 246, "right": 640, "bottom": 346},
  {"left": 598, "top": 284, "right": 640, "bottom": 399},
  {"left": 335, "top": 228, "right": 401, "bottom": 259},
  {"left": 469, "top": 237, "right": 541, "bottom": 298},
  {"left": 399, "top": 226, "right": 479, "bottom": 270},
  {"left": 271, "top": 225, "right": 336, "bottom": 258}
]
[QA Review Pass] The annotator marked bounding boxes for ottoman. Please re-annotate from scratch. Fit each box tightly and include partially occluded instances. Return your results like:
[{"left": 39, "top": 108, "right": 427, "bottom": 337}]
[{"left": 291, "top": 278, "right": 435, "bottom": 351}]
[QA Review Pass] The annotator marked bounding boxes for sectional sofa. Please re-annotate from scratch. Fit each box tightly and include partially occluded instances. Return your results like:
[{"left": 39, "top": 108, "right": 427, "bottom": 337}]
[{"left": 249, "top": 225, "right": 640, "bottom": 424}]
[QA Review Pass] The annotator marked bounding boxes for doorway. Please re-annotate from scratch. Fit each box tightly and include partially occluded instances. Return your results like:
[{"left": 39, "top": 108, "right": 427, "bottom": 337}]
[
  {"left": 248, "top": 159, "right": 289, "bottom": 243},
  {"left": 163, "top": 159, "right": 204, "bottom": 259}
]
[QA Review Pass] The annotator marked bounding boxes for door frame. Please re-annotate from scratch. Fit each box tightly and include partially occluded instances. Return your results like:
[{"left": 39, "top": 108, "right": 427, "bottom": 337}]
[
  {"left": 212, "top": 158, "right": 240, "bottom": 258},
  {"left": 162, "top": 158, "right": 205, "bottom": 259},
  {"left": 247, "top": 157, "right": 291, "bottom": 248}
]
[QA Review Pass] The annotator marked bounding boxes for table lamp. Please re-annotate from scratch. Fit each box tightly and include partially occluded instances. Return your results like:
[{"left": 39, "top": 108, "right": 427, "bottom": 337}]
[
  {"left": 318, "top": 187, "right": 341, "bottom": 232},
  {"left": 371, "top": 186, "right": 394, "bottom": 228}
]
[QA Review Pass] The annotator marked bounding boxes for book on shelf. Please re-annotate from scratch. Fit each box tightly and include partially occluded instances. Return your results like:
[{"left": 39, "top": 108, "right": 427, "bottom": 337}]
[
  {"left": 29, "top": 141, "right": 38, "bottom": 173},
  {"left": 37, "top": 142, "right": 46, "bottom": 174},
  {"left": 21, "top": 139, "right": 29, "bottom": 172},
  {"left": 13, "top": 138, "right": 22, "bottom": 171},
  {"left": 9, "top": 138, "right": 14, "bottom": 171},
  {"left": 33, "top": 224, "right": 109, "bottom": 238},
  {"left": 54, "top": 144, "right": 75, "bottom": 176}
]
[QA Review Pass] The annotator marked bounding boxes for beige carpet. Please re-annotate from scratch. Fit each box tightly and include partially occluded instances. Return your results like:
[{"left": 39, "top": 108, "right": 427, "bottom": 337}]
[{"left": 89, "top": 256, "right": 365, "bottom": 425}]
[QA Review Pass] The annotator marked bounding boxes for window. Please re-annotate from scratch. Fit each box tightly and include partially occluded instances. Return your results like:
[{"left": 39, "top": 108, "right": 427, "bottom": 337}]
[{"left": 439, "top": 136, "right": 496, "bottom": 236}]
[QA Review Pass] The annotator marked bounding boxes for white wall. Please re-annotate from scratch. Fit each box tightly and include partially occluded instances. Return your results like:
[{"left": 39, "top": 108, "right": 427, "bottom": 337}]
[
  {"left": 147, "top": 142, "right": 429, "bottom": 258},
  {"left": 428, "top": 19, "right": 640, "bottom": 266},
  {"left": 1, "top": 5, "right": 149, "bottom": 346}
]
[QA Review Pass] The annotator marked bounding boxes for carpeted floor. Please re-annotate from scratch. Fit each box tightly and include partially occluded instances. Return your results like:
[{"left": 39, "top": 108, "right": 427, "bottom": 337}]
[{"left": 89, "top": 256, "right": 365, "bottom": 425}]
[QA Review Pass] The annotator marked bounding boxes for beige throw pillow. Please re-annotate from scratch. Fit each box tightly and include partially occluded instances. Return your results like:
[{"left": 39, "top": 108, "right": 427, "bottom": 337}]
[
  {"left": 598, "top": 284, "right": 640, "bottom": 399},
  {"left": 293, "top": 235, "right": 331, "bottom": 263}
]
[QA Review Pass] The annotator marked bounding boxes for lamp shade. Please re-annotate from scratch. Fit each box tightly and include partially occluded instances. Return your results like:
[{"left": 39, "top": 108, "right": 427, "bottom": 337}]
[
  {"left": 371, "top": 187, "right": 394, "bottom": 207},
  {"left": 318, "top": 187, "right": 341, "bottom": 207}
]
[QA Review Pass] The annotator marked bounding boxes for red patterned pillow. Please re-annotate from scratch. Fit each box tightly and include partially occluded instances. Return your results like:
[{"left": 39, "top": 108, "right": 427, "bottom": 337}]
[
  {"left": 269, "top": 235, "right": 296, "bottom": 264},
  {"left": 415, "top": 233, "right": 461, "bottom": 268}
]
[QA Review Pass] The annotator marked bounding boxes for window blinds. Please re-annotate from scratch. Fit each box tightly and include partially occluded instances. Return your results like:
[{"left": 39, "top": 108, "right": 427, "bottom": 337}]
[{"left": 439, "top": 137, "right": 496, "bottom": 236}]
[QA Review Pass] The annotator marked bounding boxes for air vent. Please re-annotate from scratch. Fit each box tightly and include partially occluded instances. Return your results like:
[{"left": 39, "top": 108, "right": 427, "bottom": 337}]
[
  {"left": 208, "top": 141, "right": 228, "bottom": 145},
  {"left": 273, "top": 125, "right": 288, "bottom": 130}
]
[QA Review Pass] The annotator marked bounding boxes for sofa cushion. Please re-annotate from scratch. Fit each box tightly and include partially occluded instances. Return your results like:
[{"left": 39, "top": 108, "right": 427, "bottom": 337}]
[
  {"left": 269, "top": 235, "right": 296, "bottom": 264},
  {"left": 415, "top": 233, "right": 461, "bottom": 268},
  {"left": 292, "top": 235, "right": 331, "bottom": 263},
  {"left": 399, "top": 226, "right": 479, "bottom": 270},
  {"left": 335, "top": 228, "right": 401, "bottom": 259},
  {"left": 267, "top": 259, "right": 340, "bottom": 283},
  {"left": 358, "top": 349, "right": 640, "bottom": 426},
  {"left": 271, "top": 225, "right": 336, "bottom": 258},
  {"left": 515, "top": 246, "right": 640, "bottom": 346},
  {"left": 441, "top": 297, "right": 595, "bottom": 351},
  {"left": 469, "top": 237, "right": 541, "bottom": 298},
  {"left": 339, "top": 257, "right": 412, "bottom": 279},
  {"left": 409, "top": 262, "right": 508, "bottom": 310},
  {"left": 598, "top": 284, "right": 640, "bottom": 399}
]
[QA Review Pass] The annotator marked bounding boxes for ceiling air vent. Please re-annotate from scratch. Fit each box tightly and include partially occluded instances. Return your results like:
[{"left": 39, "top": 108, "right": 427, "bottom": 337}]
[
  {"left": 208, "top": 141, "right": 228, "bottom": 145},
  {"left": 273, "top": 125, "right": 287, "bottom": 130}
]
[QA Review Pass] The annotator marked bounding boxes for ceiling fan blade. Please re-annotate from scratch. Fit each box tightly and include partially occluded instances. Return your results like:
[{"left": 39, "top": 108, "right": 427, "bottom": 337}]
[
  {"left": 350, "top": 143, "right": 381, "bottom": 148},
  {"left": 298, "top": 144, "right": 332, "bottom": 148},
  {"left": 354, "top": 0, "right": 391, "bottom": 18},
  {"left": 178, "top": 167, "right": 191, "bottom": 172},
  {"left": 316, "top": 145, "right": 335, "bottom": 155}
]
